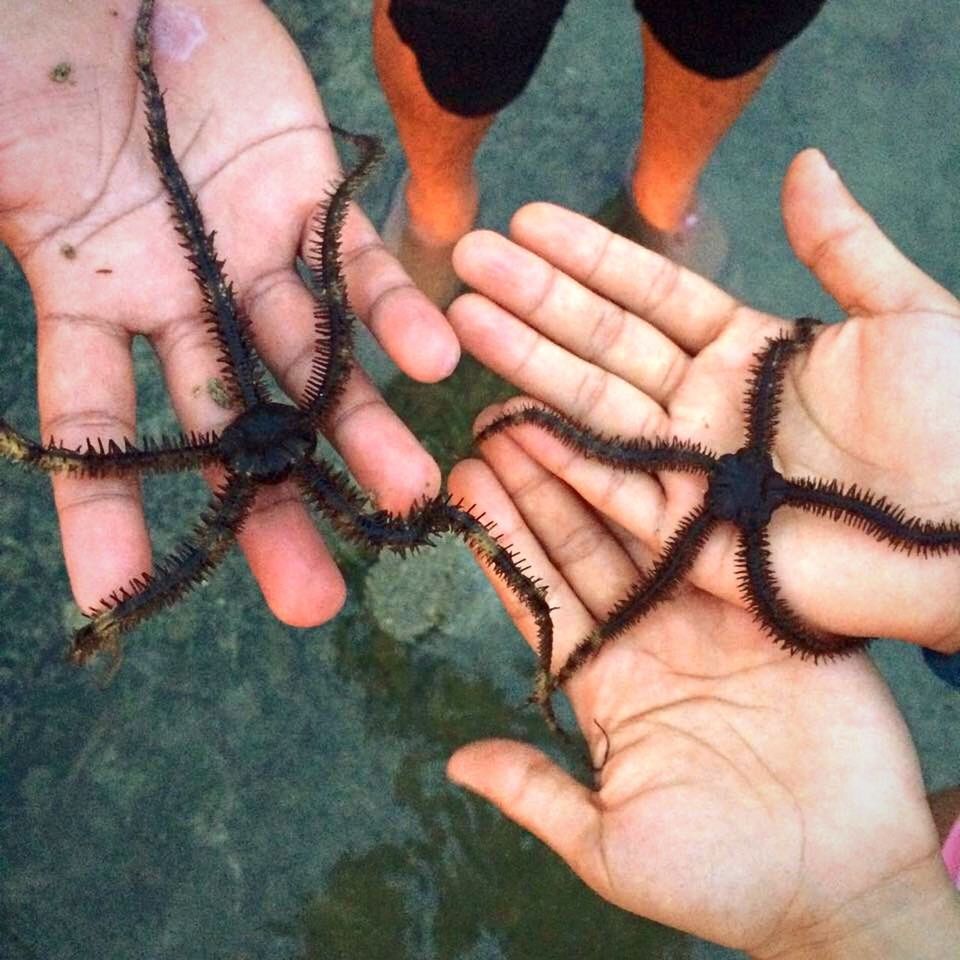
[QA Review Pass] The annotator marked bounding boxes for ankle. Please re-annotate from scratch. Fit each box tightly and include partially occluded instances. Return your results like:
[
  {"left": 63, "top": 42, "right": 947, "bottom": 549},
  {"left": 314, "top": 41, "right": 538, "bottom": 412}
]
[
  {"left": 630, "top": 182, "right": 697, "bottom": 233},
  {"left": 629, "top": 160, "right": 699, "bottom": 233},
  {"left": 405, "top": 173, "right": 479, "bottom": 246}
]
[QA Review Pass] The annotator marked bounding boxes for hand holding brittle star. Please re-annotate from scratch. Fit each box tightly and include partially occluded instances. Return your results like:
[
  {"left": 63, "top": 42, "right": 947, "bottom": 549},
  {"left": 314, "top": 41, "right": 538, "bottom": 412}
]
[
  {"left": 442, "top": 502, "right": 960, "bottom": 955},
  {"left": 448, "top": 149, "right": 960, "bottom": 660},
  {"left": 0, "top": 0, "right": 460, "bottom": 627},
  {"left": 444, "top": 149, "right": 960, "bottom": 956}
]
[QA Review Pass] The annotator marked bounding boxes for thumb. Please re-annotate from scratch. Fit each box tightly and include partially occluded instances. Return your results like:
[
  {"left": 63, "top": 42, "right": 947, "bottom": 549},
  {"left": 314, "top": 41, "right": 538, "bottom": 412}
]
[
  {"left": 447, "top": 739, "right": 607, "bottom": 891},
  {"left": 782, "top": 148, "right": 956, "bottom": 317}
]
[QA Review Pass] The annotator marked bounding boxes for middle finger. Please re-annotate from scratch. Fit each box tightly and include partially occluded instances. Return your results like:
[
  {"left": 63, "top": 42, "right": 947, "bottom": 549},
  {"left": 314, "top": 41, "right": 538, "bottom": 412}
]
[
  {"left": 449, "top": 289, "right": 670, "bottom": 439},
  {"left": 195, "top": 264, "right": 441, "bottom": 512}
]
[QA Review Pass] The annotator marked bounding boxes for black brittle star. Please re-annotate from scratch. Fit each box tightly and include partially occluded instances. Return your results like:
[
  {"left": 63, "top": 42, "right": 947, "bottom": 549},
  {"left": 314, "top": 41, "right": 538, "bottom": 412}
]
[
  {"left": 477, "top": 317, "right": 960, "bottom": 722},
  {"left": 0, "top": 0, "right": 554, "bottom": 722}
]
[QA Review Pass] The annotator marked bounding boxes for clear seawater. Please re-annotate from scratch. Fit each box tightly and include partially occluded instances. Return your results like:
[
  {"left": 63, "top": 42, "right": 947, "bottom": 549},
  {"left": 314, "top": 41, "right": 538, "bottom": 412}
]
[{"left": 1, "top": 1, "right": 958, "bottom": 957}]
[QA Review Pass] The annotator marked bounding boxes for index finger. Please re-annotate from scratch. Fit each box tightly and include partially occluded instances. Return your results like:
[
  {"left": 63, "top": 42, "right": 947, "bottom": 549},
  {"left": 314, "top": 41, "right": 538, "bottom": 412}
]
[
  {"left": 507, "top": 202, "right": 746, "bottom": 355},
  {"left": 336, "top": 203, "right": 461, "bottom": 383}
]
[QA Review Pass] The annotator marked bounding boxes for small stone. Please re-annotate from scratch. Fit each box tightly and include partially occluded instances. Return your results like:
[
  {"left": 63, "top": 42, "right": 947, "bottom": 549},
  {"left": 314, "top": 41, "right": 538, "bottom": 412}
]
[
  {"left": 206, "top": 377, "right": 235, "bottom": 410},
  {"left": 365, "top": 537, "right": 490, "bottom": 645},
  {"left": 49, "top": 61, "right": 73, "bottom": 84}
]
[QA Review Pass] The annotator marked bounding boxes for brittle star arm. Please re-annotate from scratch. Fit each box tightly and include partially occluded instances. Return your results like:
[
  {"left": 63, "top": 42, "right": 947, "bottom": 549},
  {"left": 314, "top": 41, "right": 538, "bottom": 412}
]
[
  {"left": 294, "top": 459, "right": 558, "bottom": 730},
  {"left": 551, "top": 506, "right": 718, "bottom": 692},
  {"left": 300, "top": 128, "right": 385, "bottom": 421},
  {"left": 743, "top": 317, "right": 818, "bottom": 452},
  {"left": 737, "top": 318, "right": 960, "bottom": 652},
  {"left": 781, "top": 477, "right": 960, "bottom": 556},
  {"left": 475, "top": 406, "right": 718, "bottom": 475},
  {"left": 736, "top": 523, "right": 867, "bottom": 659},
  {"left": 69, "top": 473, "right": 256, "bottom": 665},
  {"left": 134, "top": 0, "right": 267, "bottom": 409},
  {"left": 0, "top": 418, "right": 221, "bottom": 477},
  {"left": 476, "top": 408, "right": 719, "bottom": 724}
]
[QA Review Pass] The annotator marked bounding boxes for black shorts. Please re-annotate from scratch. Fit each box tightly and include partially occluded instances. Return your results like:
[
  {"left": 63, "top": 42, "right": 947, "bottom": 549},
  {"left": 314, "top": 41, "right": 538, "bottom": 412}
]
[{"left": 388, "top": 0, "right": 827, "bottom": 117}]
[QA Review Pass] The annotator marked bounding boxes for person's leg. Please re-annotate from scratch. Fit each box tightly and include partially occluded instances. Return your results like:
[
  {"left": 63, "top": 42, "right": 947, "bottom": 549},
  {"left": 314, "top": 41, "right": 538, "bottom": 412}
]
[
  {"left": 606, "top": 0, "right": 826, "bottom": 274},
  {"left": 631, "top": 24, "right": 774, "bottom": 233},
  {"left": 372, "top": 0, "right": 489, "bottom": 248},
  {"left": 372, "top": 0, "right": 567, "bottom": 305}
]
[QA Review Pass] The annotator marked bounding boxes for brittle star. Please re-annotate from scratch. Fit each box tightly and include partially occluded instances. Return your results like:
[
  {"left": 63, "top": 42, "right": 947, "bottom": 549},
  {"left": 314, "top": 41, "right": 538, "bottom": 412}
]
[
  {"left": 0, "top": 0, "right": 554, "bottom": 723},
  {"left": 478, "top": 317, "right": 960, "bottom": 721}
]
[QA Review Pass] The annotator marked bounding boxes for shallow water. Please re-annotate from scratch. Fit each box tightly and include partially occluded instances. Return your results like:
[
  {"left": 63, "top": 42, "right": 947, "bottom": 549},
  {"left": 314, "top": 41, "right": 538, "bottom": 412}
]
[{"left": 1, "top": 2, "right": 958, "bottom": 957}]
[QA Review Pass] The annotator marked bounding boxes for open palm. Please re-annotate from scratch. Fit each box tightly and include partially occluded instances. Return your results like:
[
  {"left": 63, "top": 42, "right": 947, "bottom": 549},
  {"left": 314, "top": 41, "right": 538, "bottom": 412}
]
[
  {"left": 0, "top": 0, "right": 459, "bottom": 625},
  {"left": 447, "top": 415, "right": 950, "bottom": 955},
  {"left": 448, "top": 149, "right": 960, "bottom": 653}
]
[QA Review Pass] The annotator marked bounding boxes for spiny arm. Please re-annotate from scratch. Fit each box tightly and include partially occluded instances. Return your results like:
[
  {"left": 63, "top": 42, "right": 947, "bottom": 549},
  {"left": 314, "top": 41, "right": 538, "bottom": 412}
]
[
  {"left": 300, "top": 128, "right": 385, "bottom": 419},
  {"left": 743, "top": 318, "right": 818, "bottom": 453},
  {"left": 70, "top": 473, "right": 255, "bottom": 665},
  {"left": 475, "top": 405, "right": 718, "bottom": 475},
  {"left": 783, "top": 476, "right": 960, "bottom": 556},
  {"left": 552, "top": 506, "right": 717, "bottom": 691},
  {"left": 295, "top": 459, "right": 558, "bottom": 731},
  {"left": 736, "top": 523, "right": 869, "bottom": 660},
  {"left": 0, "top": 418, "right": 221, "bottom": 477},
  {"left": 134, "top": 0, "right": 266, "bottom": 409}
]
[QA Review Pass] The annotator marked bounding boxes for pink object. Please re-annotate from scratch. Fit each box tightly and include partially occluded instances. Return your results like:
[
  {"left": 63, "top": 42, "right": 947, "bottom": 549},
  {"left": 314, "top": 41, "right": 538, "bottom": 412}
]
[{"left": 943, "top": 815, "right": 960, "bottom": 889}]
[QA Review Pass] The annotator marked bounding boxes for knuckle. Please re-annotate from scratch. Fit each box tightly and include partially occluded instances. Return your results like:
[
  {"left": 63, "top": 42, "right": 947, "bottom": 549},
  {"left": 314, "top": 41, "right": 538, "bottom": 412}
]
[
  {"left": 572, "top": 367, "right": 609, "bottom": 418},
  {"left": 584, "top": 303, "right": 628, "bottom": 363}
]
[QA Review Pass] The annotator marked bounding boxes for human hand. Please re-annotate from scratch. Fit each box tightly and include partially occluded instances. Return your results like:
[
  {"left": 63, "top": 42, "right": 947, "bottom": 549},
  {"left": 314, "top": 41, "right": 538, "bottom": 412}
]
[
  {"left": 447, "top": 149, "right": 960, "bottom": 654},
  {"left": 446, "top": 433, "right": 960, "bottom": 956},
  {"left": 0, "top": 1, "right": 459, "bottom": 624}
]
